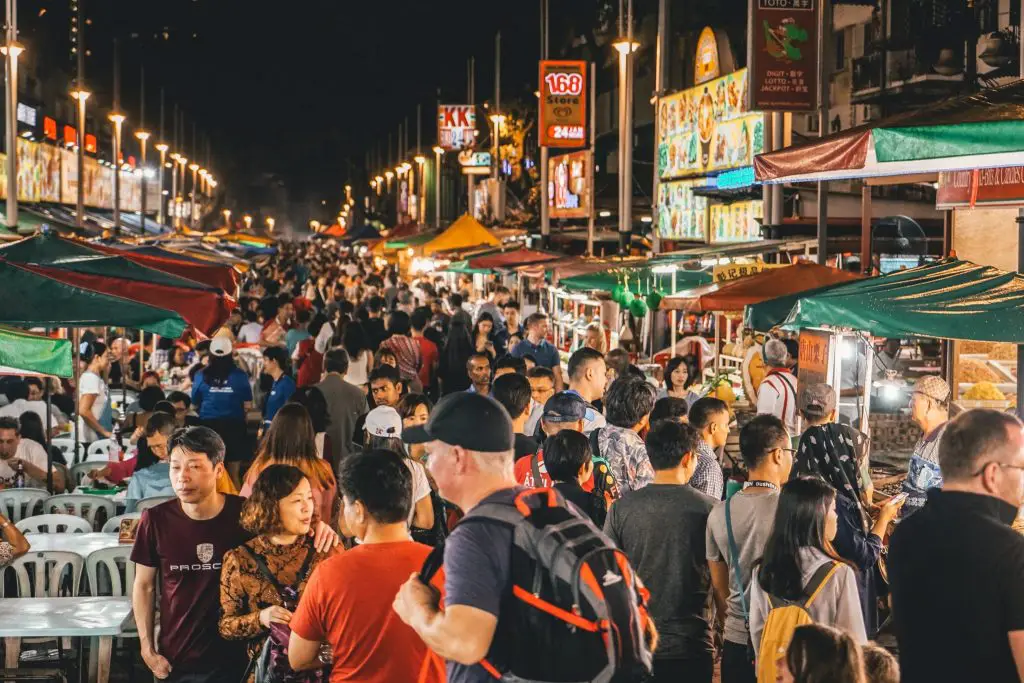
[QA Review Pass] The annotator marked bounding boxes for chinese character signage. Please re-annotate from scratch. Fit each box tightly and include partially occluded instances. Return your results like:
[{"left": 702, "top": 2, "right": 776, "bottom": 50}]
[
  {"left": 936, "top": 168, "right": 1024, "bottom": 209},
  {"left": 539, "top": 60, "right": 587, "bottom": 148},
  {"left": 656, "top": 179, "right": 709, "bottom": 241},
  {"left": 437, "top": 105, "right": 476, "bottom": 151},
  {"left": 749, "top": 0, "right": 819, "bottom": 112},
  {"left": 548, "top": 150, "right": 591, "bottom": 219},
  {"left": 798, "top": 329, "right": 831, "bottom": 388},
  {"left": 657, "top": 69, "right": 764, "bottom": 180},
  {"left": 710, "top": 200, "right": 764, "bottom": 243}
]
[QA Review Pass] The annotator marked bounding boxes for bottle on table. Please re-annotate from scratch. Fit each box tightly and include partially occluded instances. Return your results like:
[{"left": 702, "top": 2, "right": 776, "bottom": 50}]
[{"left": 13, "top": 460, "right": 26, "bottom": 488}]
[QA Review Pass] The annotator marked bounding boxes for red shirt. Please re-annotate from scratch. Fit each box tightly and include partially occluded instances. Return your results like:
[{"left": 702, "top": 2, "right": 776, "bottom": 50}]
[
  {"left": 414, "top": 335, "right": 439, "bottom": 389},
  {"left": 295, "top": 337, "right": 324, "bottom": 387},
  {"left": 290, "top": 541, "right": 444, "bottom": 683},
  {"left": 514, "top": 446, "right": 597, "bottom": 492},
  {"left": 130, "top": 495, "right": 250, "bottom": 673}
]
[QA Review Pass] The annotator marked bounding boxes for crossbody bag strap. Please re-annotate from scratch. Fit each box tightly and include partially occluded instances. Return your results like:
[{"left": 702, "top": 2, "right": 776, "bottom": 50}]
[
  {"left": 802, "top": 561, "right": 841, "bottom": 609},
  {"left": 531, "top": 453, "right": 543, "bottom": 486},
  {"left": 724, "top": 496, "right": 750, "bottom": 620},
  {"left": 241, "top": 545, "right": 287, "bottom": 596}
]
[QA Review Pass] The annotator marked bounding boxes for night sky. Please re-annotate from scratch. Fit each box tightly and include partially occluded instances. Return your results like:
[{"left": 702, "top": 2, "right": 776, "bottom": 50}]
[{"left": 25, "top": 0, "right": 562, "bottom": 212}]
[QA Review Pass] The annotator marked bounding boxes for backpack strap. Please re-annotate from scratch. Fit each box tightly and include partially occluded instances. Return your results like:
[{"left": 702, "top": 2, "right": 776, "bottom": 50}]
[
  {"left": 530, "top": 453, "right": 543, "bottom": 486},
  {"left": 589, "top": 427, "right": 602, "bottom": 460},
  {"left": 802, "top": 561, "right": 841, "bottom": 609},
  {"left": 724, "top": 495, "right": 750, "bottom": 621}
]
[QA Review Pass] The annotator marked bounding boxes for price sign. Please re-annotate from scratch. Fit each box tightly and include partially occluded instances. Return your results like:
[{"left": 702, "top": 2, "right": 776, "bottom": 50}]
[{"left": 539, "top": 60, "right": 588, "bottom": 148}]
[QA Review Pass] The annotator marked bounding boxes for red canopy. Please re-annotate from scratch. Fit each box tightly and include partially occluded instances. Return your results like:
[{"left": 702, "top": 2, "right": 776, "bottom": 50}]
[
  {"left": 86, "top": 239, "right": 239, "bottom": 292},
  {"left": 21, "top": 263, "right": 234, "bottom": 334},
  {"left": 661, "top": 262, "right": 861, "bottom": 311},
  {"left": 323, "top": 224, "right": 346, "bottom": 237},
  {"left": 468, "top": 248, "right": 562, "bottom": 270},
  {"left": 387, "top": 222, "right": 420, "bottom": 240}
]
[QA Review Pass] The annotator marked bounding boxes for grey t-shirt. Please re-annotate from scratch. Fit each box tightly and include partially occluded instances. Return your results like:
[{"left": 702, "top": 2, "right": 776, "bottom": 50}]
[
  {"left": 604, "top": 484, "right": 717, "bottom": 660},
  {"left": 705, "top": 490, "right": 780, "bottom": 645}
]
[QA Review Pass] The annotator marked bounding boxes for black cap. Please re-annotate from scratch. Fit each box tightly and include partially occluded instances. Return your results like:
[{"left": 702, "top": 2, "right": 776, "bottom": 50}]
[
  {"left": 542, "top": 391, "right": 588, "bottom": 423},
  {"left": 402, "top": 392, "right": 514, "bottom": 452}
]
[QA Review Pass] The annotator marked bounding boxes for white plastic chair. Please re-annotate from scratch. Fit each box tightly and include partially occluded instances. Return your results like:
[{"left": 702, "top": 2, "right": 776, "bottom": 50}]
[
  {"left": 68, "top": 461, "right": 99, "bottom": 488},
  {"left": 15, "top": 513, "right": 92, "bottom": 534},
  {"left": 44, "top": 494, "right": 116, "bottom": 531},
  {"left": 85, "top": 439, "right": 112, "bottom": 462},
  {"left": 101, "top": 512, "right": 141, "bottom": 534},
  {"left": 2, "top": 550, "right": 84, "bottom": 667},
  {"left": 84, "top": 546, "right": 136, "bottom": 600},
  {"left": 0, "top": 488, "right": 49, "bottom": 522},
  {"left": 135, "top": 496, "right": 174, "bottom": 513},
  {"left": 50, "top": 437, "right": 78, "bottom": 464}
]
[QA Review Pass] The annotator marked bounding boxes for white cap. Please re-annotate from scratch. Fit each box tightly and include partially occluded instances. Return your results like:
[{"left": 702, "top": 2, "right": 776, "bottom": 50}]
[
  {"left": 209, "top": 337, "right": 233, "bottom": 357},
  {"left": 365, "top": 406, "right": 402, "bottom": 439}
]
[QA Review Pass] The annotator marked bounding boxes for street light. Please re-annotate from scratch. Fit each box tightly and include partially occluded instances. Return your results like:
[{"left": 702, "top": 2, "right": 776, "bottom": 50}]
[
  {"left": 414, "top": 155, "right": 426, "bottom": 227},
  {"left": 69, "top": 88, "right": 90, "bottom": 228},
  {"left": 613, "top": 28, "right": 640, "bottom": 252},
  {"left": 432, "top": 146, "right": 444, "bottom": 227},
  {"left": 266, "top": 216, "right": 275, "bottom": 232},
  {"left": 155, "top": 142, "right": 169, "bottom": 226},
  {"left": 188, "top": 162, "right": 199, "bottom": 228},
  {"left": 109, "top": 112, "right": 126, "bottom": 234},
  {"left": 199, "top": 168, "right": 208, "bottom": 199},
  {"left": 1, "top": 40, "right": 24, "bottom": 230},
  {"left": 488, "top": 113, "right": 506, "bottom": 180},
  {"left": 222, "top": 208, "right": 231, "bottom": 227},
  {"left": 135, "top": 130, "right": 151, "bottom": 230},
  {"left": 243, "top": 214, "right": 252, "bottom": 230}
]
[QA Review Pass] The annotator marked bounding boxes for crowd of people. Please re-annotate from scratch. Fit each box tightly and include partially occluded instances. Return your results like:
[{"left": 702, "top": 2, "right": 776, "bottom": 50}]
[{"left": 2, "top": 239, "right": 1024, "bottom": 683}]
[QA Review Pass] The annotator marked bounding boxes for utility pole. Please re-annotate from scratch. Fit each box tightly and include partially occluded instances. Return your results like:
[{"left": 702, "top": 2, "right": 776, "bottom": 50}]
[
  {"left": 73, "top": 0, "right": 86, "bottom": 229},
  {"left": 3, "top": 0, "right": 20, "bottom": 230},
  {"left": 539, "top": 0, "right": 550, "bottom": 247},
  {"left": 587, "top": 62, "right": 596, "bottom": 256},
  {"left": 619, "top": 0, "right": 635, "bottom": 255},
  {"left": 816, "top": 0, "right": 831, "bottom": 264},
  {"left": 651, "top": 0, "right": 668, "bottom": 255},
  {"left": 467, "top": 56, "right": 476, "bottom": 218},
  {"left": 111, "top": 38, "right": 123, "bottom": 236},
  {"left": 137, "top": 65, "right": 148, "bottom": 232}
]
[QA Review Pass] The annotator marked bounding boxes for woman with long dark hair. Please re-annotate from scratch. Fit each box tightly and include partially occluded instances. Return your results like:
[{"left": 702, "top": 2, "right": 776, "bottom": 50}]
[
  {"left": 438, "top": 318, "right": 474, "bottom": 395},
  {"left": 241, "top": 403, "right": 338, "bottom": 526},
  {"left": 471, "top": 312, "right": 496, "bottom": 358},
  {"left": 379, "top": 311, "right": 422, "bottom": 387},
  {"left": 191, "top": 338, "right": 253, "bottom": 486},
  {"left": 288, "top": 387, "right": 334, "bottom": 468},
  {"left": 342, "top": 320, "right": 373, "bottom": 389},
  {"left": 749, "top": 477, "right": 866, "bottom": 677}
]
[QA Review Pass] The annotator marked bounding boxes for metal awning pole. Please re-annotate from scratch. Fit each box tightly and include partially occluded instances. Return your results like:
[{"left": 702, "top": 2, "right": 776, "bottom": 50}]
[
  {"left": 45, "top": 378, "right": 53, "bottom": 493},
  {"left": 72, "top": 328, "right": 80, "bottom": 464}
]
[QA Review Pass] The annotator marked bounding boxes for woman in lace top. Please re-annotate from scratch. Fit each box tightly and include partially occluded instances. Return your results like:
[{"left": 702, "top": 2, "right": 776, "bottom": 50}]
[
  {"left": 219, "top": 465, "right": 335, "bottom": 680},
  {"left": 0, "top": 510, "right": 30, "bottom": 568}
]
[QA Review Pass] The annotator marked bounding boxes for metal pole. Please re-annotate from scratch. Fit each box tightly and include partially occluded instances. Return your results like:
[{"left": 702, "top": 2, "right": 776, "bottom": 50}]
[
  {"left": 815, "top": 0, "right": 830, "bottom": 264},
  {"left": 493, "top": 31, "right": 501, "bottom": 180},
  {"left": 651, "top": 0, "right": 667, "bottom": 254},
  {"left": 72, "top": 328, "right": 80, "bottom": 463},
  {"left": 1017, "top": 209, "right": 1024, "bottom": 419},
  {"left": 539, "top": 0, "right": 550, "bottom": 247},
  {"left": 770, "top": 112, "right": 783, "bottom": 233},
  {"left": 435, "top": 147, "right": 442, "bottom": 227},
  {"left": 587, "top": 62, "right": 596, "bottom": 257},
  {"left": 622, "top": 0, "right": 635, "bottom": 254},
  {"left": 112, "top": 39, "right": 121, "bottom": 235},
  {"left": 139, "top": 66, "right": 147, "bottom": 231},
  {"left": 4, "top": 0, "right": 19, "bottom": 230},
  {"left": 467, "top": 57, "right": 475, "bottom": 218}
]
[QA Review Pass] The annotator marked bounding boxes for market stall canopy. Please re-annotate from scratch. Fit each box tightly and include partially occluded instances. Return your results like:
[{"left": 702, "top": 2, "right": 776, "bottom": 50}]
[
  {"left": 0, "top": 259, "right": 188, "bottom": 338},
  {"left": 664, "top": 262, "right": 861, "bottom": 312},
  {"left": 322, "top": 224, "right": 346, "bottom": 238},
  {"left": 386, "top": 231, "right": 436, "bottom": 250},
  {"left": 342, "top": 223, "right": 381, "bottom": 243},
  {"left": 421, "top": 214, "right": 500, "bottom": 255},
  {"left": 85, "top": 237, "right": 239, "bottom": 292},
  {"left": 560, "top": 267, "right": 712, "bottom": 295},
  {"left": 442, "top": 259, "right": 492, "bottom": 275},
  {"left": 754, "top": 80, "right": 1024, "bottom": 184},
  {"left": 767, "top": 259, "right": 1024, "bottom": 342},
  {"left": 384, "top": 222, "right": 420, "bottom": 240},
  {"left": 467, "top": 248, "right": 562, "bottom": 270},
  {"left": 0, "top": 327, "right": 73, "bottom": 378}
]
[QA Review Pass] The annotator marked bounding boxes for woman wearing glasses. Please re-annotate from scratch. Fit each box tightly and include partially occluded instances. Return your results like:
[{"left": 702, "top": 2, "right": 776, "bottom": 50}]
[{"left": 793, "top": 383, "right": 904, "bottom": 638}]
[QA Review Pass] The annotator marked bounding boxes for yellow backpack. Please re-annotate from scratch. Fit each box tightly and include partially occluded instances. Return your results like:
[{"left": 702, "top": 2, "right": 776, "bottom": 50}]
[{"left": 756, "top": 561, "right": 841, "bottom": 683}]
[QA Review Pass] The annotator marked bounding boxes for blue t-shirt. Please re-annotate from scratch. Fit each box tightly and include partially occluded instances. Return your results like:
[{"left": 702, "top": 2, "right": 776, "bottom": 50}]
[
  {"left": 192, "top": 367, "right": 253, "bottom": 421},
  {"left": 510, "top": 338, "right": 560, "bottom": 369},
  {"left": 263, "top": 374, "right": 297, "bottom": 427},
  {"left": 285, "top": 329, "right": 311, "bottom": 357},
  {"left": 124, "top": 462, "right": 174, "bottom": 513}
]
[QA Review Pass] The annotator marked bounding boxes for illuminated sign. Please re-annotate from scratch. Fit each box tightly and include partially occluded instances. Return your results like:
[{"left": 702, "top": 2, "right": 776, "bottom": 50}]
[
  {"left": 437, "top": 104, "right": 477, "bottom": 151},
  {"left": 657, "top": 179, "right": 709, "bottom": 241},
  {"left": 458, "top": 150, "right": 491, "bottom": 175},
  {"left": 16, "top": 103, "right": 36, "bottom": 127},
  {"left": 694, "top": 27, "right": 721, "bottom": 85},
  {"left": 548, "top": 150, "right": 591, "bottom": 219},
  {"left": 749, "top": 0, "right": 819, "bottom": 112},
  {"left": 85, "top": 134, "right": 97, "bottom": 154},
  {"left": 539, "top": 60, "right": 587, "bottom": 148},
  {"left": 63, "top": 125, "right": 76, "bottom": 146},
  {"left": 657, "top": 68, "right": 764, "bottom": 180},
  {"left": 710, "top": 200, "right": 764, "bottom": 243},
  {"left": 43, "top": 117, "right": 57, "bottom": 141}
]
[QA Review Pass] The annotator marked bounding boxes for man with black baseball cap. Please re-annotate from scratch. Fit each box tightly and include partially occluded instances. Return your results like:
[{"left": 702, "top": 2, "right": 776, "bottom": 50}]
[{"left": 394, "top": 391, "right": 524, "bottom": 682}]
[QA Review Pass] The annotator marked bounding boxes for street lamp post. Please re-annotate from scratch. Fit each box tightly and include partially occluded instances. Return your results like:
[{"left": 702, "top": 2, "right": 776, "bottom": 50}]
[
  {"left": 135, "top": 130, "right": 150, "bottom": 232},
  {"left": 71, "top": 90, "right": 90, "bottom": 229},
  {"left": 169, "top": 153, "right": 180, "bottom": 228},
  {"left": 432, "top": 145, "right": 443, "bottom": 228},
  {"left": 414, "top": 155, "right": 426, "bottom": 228},
  {"left": 243, "top": 214, "right": 252, "bottom": 230},
  {"left": 1, "top": 11, "right": 23, "bottom": 231},
  {"left": 155, "top": 143, "right": 168, "bottom": 226},
  {"left": 109, "top": 112, "right": 126, "bottom": 235},
  {"left": 613, "top": 27, "right": 639, "bottom": 254},
  {"left": 222, "top": 208, "right": 231, "bottom": 228},
  {"left": 188, "top": 163, "right": 199, "bottom": 228},
  {"left": 489, "top": 114, "right": 505, "bottom": 181}
]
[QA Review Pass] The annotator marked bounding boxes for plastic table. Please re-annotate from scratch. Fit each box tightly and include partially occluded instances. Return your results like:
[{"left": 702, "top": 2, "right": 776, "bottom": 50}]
[
  {"left": 24, "top": 532, "right": 125, "bottom": 556},
  {"left": 0, "top": 596, "right": 131, "bottom": 683}
]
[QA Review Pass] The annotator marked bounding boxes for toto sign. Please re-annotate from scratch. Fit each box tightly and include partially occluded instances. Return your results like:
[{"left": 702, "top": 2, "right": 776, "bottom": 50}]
[{"left": 539, "top": 60, "right": 587, "bottom": 148}]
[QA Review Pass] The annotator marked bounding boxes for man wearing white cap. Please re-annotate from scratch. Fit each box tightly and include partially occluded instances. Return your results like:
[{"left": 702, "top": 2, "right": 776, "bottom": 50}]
[{"left": 361, "top": 406, "right": 433, "bottom": 532}]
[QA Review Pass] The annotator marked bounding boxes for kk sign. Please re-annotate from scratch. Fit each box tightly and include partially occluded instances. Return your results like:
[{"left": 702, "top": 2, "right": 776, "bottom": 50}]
[
  {"left": 437, "top": 105, "right": 476, "bottom": 151},
  {"left": 539, "top": 60, "right": 587, "bottom": 148}
]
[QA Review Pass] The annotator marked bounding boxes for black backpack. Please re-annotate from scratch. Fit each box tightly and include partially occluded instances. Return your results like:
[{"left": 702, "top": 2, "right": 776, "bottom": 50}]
[{"left": 420, "top": 488, "right": 655, "bottom": 682}]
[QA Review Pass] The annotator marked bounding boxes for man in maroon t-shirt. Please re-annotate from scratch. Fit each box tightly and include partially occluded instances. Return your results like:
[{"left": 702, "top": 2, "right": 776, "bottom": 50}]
[
  {"left": 411, "top": 307, "right": 439, "bottom": 391},
  {"left": 132, "top": 426, "right": 339, "bottom": 682}
]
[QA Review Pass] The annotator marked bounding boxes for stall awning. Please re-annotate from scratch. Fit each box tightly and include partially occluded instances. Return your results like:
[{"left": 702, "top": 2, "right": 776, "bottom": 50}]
[
  {"left": 663, "top": 262, "right": 861, "bottom": 312},
  {"left": 421, "top": 214, "right": 500, "bottom": 255},
  {"left": 760, "top": 259, "right": 1024, "bottom": 342},
  {"left": 561, "top": 268, "right": 712, "bottom": 296},
  {"left": 649, "top": 238, "right": 818, "bottom": 265},
  {"left": 755, "top": 80, "right": 1024, "bottom": 184},
  {"left": 442, "top": 259, "right": 492, "bottom": 275},
  {"left": 468, "top": 248, "right": 561, "bottom": 270},
  {"left": 342, "top": 223, "right": 382, "bottom": 243},
  {"left": 0, "top": 327, "right": 73, "bottom": 378},
  {"left": 386, "top": 232, "right": 436, "bottom": 250}
]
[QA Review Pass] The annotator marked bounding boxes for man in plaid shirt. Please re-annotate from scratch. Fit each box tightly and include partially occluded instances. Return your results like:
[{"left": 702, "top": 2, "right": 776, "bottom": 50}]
[{"left": 687, "top": 397, "right": 729, "bottom": 499}]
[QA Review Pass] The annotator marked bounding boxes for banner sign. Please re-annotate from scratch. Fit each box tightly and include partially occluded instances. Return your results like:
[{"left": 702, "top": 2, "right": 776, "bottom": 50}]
[
  {"left": 656, "top": 179, "right": 709, "bottom": 241},
  {"left": 459, "top": 150, "right": 491, "bottom": 176},
  {"left": 539, "top": 60, "right": 587, "bottom": 148},
  {"left": 437, "top": 104, "right": 476, "bottom": 151},
  {"left": 710, "top": 200, "right": 764, "bottom": 243},
  {"left": 657, "top": 69, "right": 764, "bottom": 180},
  {"left": 936, "top": 167, "right": 1024, "bottom": 209},
  {"left": 748, "top": 0, "right": 819, "bottom": 112},
  {"left": 548, "top": 150, "right": 591, "bottom": 219},
  {"left": 798, "top": 329, "right": 831, "bottom": 388}
]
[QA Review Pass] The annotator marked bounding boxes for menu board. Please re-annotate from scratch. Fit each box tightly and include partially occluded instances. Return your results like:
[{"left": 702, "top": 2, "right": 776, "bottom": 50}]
[
  {"left": 709, "top": 200, "right": 764, "bottom": 243},
  {"left": 656, "top": 179, "right": 709, "bottom": 241},
  {"left": 549, "top": 150, "right": 591, "bottom": 219},
  {"left": 657, "top": 69, "right": 764, "bottom": 180}
]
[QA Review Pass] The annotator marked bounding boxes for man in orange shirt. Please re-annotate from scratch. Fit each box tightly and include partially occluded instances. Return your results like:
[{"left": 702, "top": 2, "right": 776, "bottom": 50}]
[
  {"left": 289, "top": 449, "right": 444, "bottom": 682},
  {"left": 411, "top": 307, "right": 439, "bottom": 394}
]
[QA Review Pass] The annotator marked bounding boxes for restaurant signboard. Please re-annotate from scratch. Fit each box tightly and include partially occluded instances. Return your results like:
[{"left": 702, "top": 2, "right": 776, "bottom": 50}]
[
  {"left": 936, "top": 167, "right": 1024, "bottom": 209},
  {"left": 548, "top": 150, "right": 591, "bottom": 219},
  {"left": 748, "top": 0, "right": 819, "bottom": 112},
  {"left": 437, "top": 105, "right": 476, "bottom": 151},
  {"left": 539, "top": 60, "right": 587, "bottom": 148}
]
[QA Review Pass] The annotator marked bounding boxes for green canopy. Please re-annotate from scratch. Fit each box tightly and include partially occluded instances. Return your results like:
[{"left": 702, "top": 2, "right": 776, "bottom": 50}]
[
  {"left": 744, "top": 279, "right": 857, "bottom": 331},
  {"left": 0, "top": 327, "right": 73, "bottom": 378},
  {"left": 385, "top": 232, "right": 436, "bottom": 250},
  {"left": 443, "top": 259, "right": 491, "bottom": 275},
  {"left": 560, "top": 268, "right": 712, "bottom": 295},
  {"left": 0, "top": 259, "right": 188, "bottom": 338},
  {"left": 762, "top": 259, "right": 1024, "bottom": 342}
]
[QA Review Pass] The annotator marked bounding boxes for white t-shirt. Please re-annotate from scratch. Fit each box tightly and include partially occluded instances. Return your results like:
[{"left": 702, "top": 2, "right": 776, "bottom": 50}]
[
  {"left": 77, "top": 370, "right": 109, "bottom": 443},
  {"left": 0, "top": 438, "right": 51, "bottom": 488},
  {"left": 756, "top": 371, "right": 799, "bottom": 435},
  {"left": 0, "top": 399, "right": 69, "bottom": 428},
  {"left": 237, "top": 322, "right": 264, "bottom": 344},
  {"left": 406, "top": 459, "right": 431, "bottom": 526},
  {"left": 344, "top": 349, "right": 372, "bottom": 386}
]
